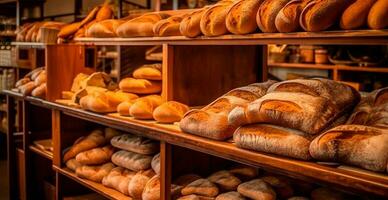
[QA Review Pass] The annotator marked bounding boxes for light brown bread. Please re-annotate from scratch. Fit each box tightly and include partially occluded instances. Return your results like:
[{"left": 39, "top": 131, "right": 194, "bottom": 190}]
[
  {"left": 133, "top": 63, "right": 162, "bottom": 80},
  {"left": 75, "top": 162, "right": 115, "bottom": 183},
  {"left": 178, "top": 195, "right": 216, "bottom": 200},
  {"left": 340, "top": 0, "right": 377, "bottom": 30},
  {"left": 226, "top": 0, "right": 263, "bottom": 34},
  {"left": 86, "top": 19, "right": 124, "bottom": 37},
  {"left": 31, "top": 83, "right": 46, "bottom": 98},
  {"left": 110, "top": 134, "right": 159, "bottom": 155},
  {"left": 111, "top": 150, "right": 153, "bottom": 171},
  {"left": 79, "top": 91, "right": 117, "bottom": 113},
  {"left": 96, "top": 3, "right": 113, "bottom": 21},
  {"left": 309, "top": 125, "right": 388, "bottom": 172},
  {"left": 19, "top": 81, "right": 36, "bottom": 96},
  {"left": 102, "top": 167, "right": 136, "bottom": 195},
  {"left": 180, "top": 8, "right": 207, "bottom": 38},
  {"left": 15, "top": 78, "right": 30, "bottom": 88},
  {"left": 237, "top": 179, "right": 276, "bottom": 200},
  {"left": 256, "top": 0, "right": 290, "bottom": 33},
  {"left": 368, "top": 0, "right": 388, "bottom": 29},
  {"left": 275, "top": 0, "right": 312, "bottom": 33},
  {"left": 119, "top": 78, "right": 162, "bottom": 94},
  {"left": 116, "top": 13, "right": 170, "bottom": 37},
  {"left": 130, "top": 95, "right": 164, "bottom": 119},
  {"left": 153, "top": 101, "right": 189, "bottom": 123},
  {"left": 200, "top": 0, "right": 234, "bottom": 36},
  {"left": 34, "top": 70, "right": 47, "bottom": 86},
  {"left": 65, "top": 159, "right": 82, "bottom": 172},
  {"left": 63, "top": 130, "right": 106, "bottom": 162},
  {"left": 128, "top": 169, "right": 156, "bottom": 199},
  {"left": 117, "top": 101, "right": 135, "bottom": 116},
  {"left": 142, "top": 175, "right": 161, "bottom": 200},
  {"left": 234, "top": 124, "right": 313, "bottom": 160},
  {"left": 262, "top": 176, "right": 294, "bottom": 199},
  {"left": 57, "top": 22, "right": 82, "bottom": 39},
  {"left": 216, "top": 192, "right": 246, "bottom": 200},
  {"left": 153, "top": 15, "right": 184, "bottom": 36},
  {"left": 151, "top": 153, "right": 160, "bottom": 175},
  {"left": 229, "top": 165, "right": 259, "bottom": 180},
  {"left": 207, "top": 170, "right": 241, "bottom": 191},
  {"left": 75, "top": 145, "right": 114, "bottom": 165},
  {"left": 181, "top": 178, "right": 219, "bottom": 197}
]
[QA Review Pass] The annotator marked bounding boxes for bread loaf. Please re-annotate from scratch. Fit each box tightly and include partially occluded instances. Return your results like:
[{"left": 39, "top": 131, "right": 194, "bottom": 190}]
[
  {"left": 207, "top": 171, "right": 241, "bottom": 191},
  {"left": 66, "top": 159, "right": 82, "bottom": 172},
  {"left": 80, "top": 91, "right": 117, "bottom": 113},
  {"left": 180, "top": 8, "right": 207, "bottom": 37},
  {"left": 228, "top": 79, "right": 360, "bottom": 135},
  {"left": 178, "top": 195, "right": 216, "bottom": 200},
  {"left": 200, "top": 0, "right": 234, "bottom": 36},
  {"left": 216, "top": 192, "right": 246, "bottom": 200},
  {"left": 133, "top": 63, "right": 162, "bottom": 80},
  {"left": 110, "top": 134, "right": 159, "bottom": 155},
  {"left": 128, "top": 169, "right": 156, "bottom": 199},
  {"left": 112, "top": 150, "right": 153, "bottom": 171},
  {"left": 368, "top": 0, "right": 388, "bottom": 29},
  {"left": 19, "top": 81, "right": 36, "bottom": 96},
  {"left": 142, "top": 175, "right": 161, "bottom": 200},
  {"left": 275, "top": 0, "right": 311, "bottom": 33},
  {"left": 229, "top": 165, "right": 258, "bottom": 180},
  {"left": 96, "top": 3, "right": 113, "bottom": 21},
  {"left": 300, "top": 0, "right": 353, "bottom": 32},
  {"left": 58, "top": 22, "right": 82, "bottom": 39},
  {"left": 75, "top": 145, "right": 114, "bottom": 165},
  {"left": 104, "top": 127, "right": 122, "bottom": 141},
  {"left": 311, "top": 187, "right": 348, "bottom": 200},
  {"left": 153, "top": 101, "right": 189, "bottom": 123},
  {"left": 15, "top": 78, "right": 30, "bottom": 88},
  {"left": 340, "top": 0, "right": 377, "bottom": 30},
  {"left": 116, "top": 13, "right": 170, "bottom": 37},
  {"left": 117, "top": 101, "right": 134, "bottom": 116},
  {"left": 75, "top": 162, "right": 115, "bottom": 183},
  {"left": 130, "top": 95, "right": 164, "bottom": 119},
  {"left": 16, "top": 23, "right": 34, "bottom": 42},
  {"left": 63, "top": 130, "right": 106, "bottom": 162},
  {"left": 107, "top": 91, "right": 139, "bottom": 106},
  {"left": 234, "top": 124, "right": 313, "bottom": 160},
  {"left": 86, "top": 19, "right": 123, "bottom": 37},
  {"left": 153, "top": 15, "right": 184, "bottom": 36},
  {"left": 309, "top": 125, "right": 388, "bottom": 172},
  {"left": 151, "top": 153, "right": 160, "bottom": 174},
  {"left": 34, "top": 70, "right": 47, "bottom": 86},
  {"left": 31, "top": 83, "right": 46, "bottom": 98},
  {"left": 119, "top": 78, "right": 162, "bottom": 94},
  {"left": 80, "top": 6, "right": 100, "bottom": 27},
  {"left": 237, "top": 179, "right": 276, "bottom": 200},
  {"left": 180, "top": 80, "right": 276, "bottom": 140},
  {"left": 181, "top": 178, "right": 219, "bottom": 197},
  {"left": 102, "top": 167, "right": 136, "bottom": 195},
  {"left": 225, "top": 0, "right": 263, "bottom": 34},
  {"left": 256, "top": 0, "right": 290, "bottom": 33},
  {"left": 262, "top": 176, "right": 294, "bottom": 199}
]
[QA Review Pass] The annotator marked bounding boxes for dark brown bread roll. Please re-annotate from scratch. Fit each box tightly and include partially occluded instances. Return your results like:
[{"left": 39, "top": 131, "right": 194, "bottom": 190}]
[
  {"left": 256, "top": 0, "right": 291, "bottom": 33},
  {"left": 226, "top": 0, "right": 263, "bottom": 34},
  {"left": 340, "top": 0, "right": 377, "bottom": 30}
]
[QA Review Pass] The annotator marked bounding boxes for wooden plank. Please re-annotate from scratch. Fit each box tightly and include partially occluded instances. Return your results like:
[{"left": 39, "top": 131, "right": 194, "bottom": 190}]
[
  {"left": 29, "top": 145, "right": 53, "bottom": 160},
  {"left": 162, "top": 44, "right": 173, "bottom": 101},
  {"left": 52, "top": 110, "right": 61, "bottom": 167},
  {"left": 160, "top": 142, "right": 171, "bottom": 200},
  {"left": 268, "top": 62, "right": 335, "bottom": 70}
]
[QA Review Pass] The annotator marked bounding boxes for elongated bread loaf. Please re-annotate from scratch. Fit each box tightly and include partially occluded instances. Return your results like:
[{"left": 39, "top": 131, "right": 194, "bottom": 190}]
[
  {"left": 79, "top": 91, "right": 117, "bottom": 113},
  {"left": 86, "top": 19, "right": 124, "bottom": 37},
  {"left": 117, "top": 101, "right": 135, "bottom": 116},
  {"left": 200, "top": 0, "right": 234, "bottom": 36},
  {"left": 368, "top": 0, "right": 388, "bottom": 29},
  {"left": 119, "top": 78, "right": 162, "bottom": 94},
  {"left": 116, "top": 13, "right": 170, "bottom": 37},
  {"left": 275, "top": 0, "right": 312, "bottom": 33},
  {"left": 31, "top": 83, "right": 46, "bottom": 98},
  {"left": 66, "top": 159, "right": 82, "bottom": 172},
  {"left": 63, "top": 130, "right": 106, "bottom": 162},
  {"left": 180, "top": 80, "right": 276, "bottom": 140},
  {"left": 153, "top": 15, "right": 184, "bottom": 36},
  {"left": 96, "top": 3, "right": 113, "bottom": 21},
  {"left": 340, "top": 0, "right": 377, "bottom": 30},
  {"left": 153, "top": 101, "right": 189, "bottom": 123},
  {"left": 112, "top": 150, "right": 153, "bottom": 171},
  {"left": 76, "top": 162, "right": 115, "bottom": 183},
  {"left": 111, "top": 134, "right": 159, "bottom": 155},
  {"left": 133, "top": 63, "right": 162, "bottom": 80},
  {"left": 57, "top": 22, "right": 82, "bottom": 39},
  {"left": 256, "top": 0, "right": 290, "bottom": 33},
  {"left": 180, "top": 8, "right": 207, "bottom": 38},
  {"left": 226, "top": 0, "right": 263, "bottom": 34},
  {"left": 75, "top": 145, "right": 114, "bottom": 165}
]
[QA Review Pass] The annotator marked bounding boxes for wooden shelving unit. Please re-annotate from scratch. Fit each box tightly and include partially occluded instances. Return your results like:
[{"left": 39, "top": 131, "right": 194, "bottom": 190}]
[
  {"left": 268, "top": 62, "right": 388, "bottom": 73},
  {"left": 29, "top": 145, "right": 53, "bottom": 160}
]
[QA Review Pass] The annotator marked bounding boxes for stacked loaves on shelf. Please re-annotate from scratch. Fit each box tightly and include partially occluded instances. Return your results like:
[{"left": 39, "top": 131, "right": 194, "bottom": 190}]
[
  {"left": 16, "top": 21, "right": 66, "bottom": 42},
  {"left": 14, "top": 67, "right": 47, "bottom": 98}
]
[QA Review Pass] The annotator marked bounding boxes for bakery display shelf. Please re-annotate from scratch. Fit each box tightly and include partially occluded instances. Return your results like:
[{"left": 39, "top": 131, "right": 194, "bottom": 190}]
[
  {"left": 74, "top": 29, "right": 388, "bottom": 46},
  {"left": 26, "top": 97, "right": 388, "bottom": 197},
  {"left": 53, "top": 166, "right": 132, "bottom": 200},
  {"left": 11, "top": 42, "right": 46, "bottom": 49},
  {"left": 29, "top": 144, "right": 53, "bottom": 160},
  {"left": 2, "top": 89, "right": 25, "bottom": 100},
  {"left": 269, "top": 62, "right": 388, "bottom": 73}
]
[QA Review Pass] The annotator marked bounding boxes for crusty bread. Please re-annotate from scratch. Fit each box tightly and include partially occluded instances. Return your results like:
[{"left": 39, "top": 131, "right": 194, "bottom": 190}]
[
  {"left": 112, "top": 150, "right": 153, "bottom": 171},
  {"left": 133, "top": 63, "right": 162, "bottom": 80},
  {"left": 178, "top": 195, "right": 216, "bottom": 200},
  {"left": 110, "top": 134, "right": 159, "bottom": 155},
  {"left": 19, "top": 81, "right": 36, "bottom": 96},
  {"left": 153, "top": 101, "right": 189, "bottom": 123},
  {"left": 116, "top": 13, "right": 170, "bottom": 37},
  {"left": 31, "top": 83, "right": 46, "bottom": 98},
  {"left": 180, "top": 80, "right": 276, "bottom": 140},
  {"left": 102, "top": 167, "right": 136, "bottom": 195},
  {"left": 151, "top": 153, "right": 160, "bottom": 175},
  {"left": 75, "top": 162, "right": 115, "bottom": 183},
  {"left": 119, "top": 78, "right": 162, "bottom": 94},
  {"left": 311, "top": 187, "right": 349, "bottom": 200},
  {"left": 275, "top": 0, "right": 312, "bottom": 33},
  {"left": 63, "top": 130, "right": 106, "bottom": 162},
  {"left": 153, "top": 15, "right": 184, "bottom": 36},
  {"left": 65, "top": 159, "right": 82, "bottom": 172},
  {"left": 142, "top": 175, "right": 161, "bottom": 200},
  {"left": 34, "top": 70, "right": 47, "bottom": 86},
  {"left": 367, "top": 0, "right": 388, "bottom": 29},
  {"left": 256, "top": 0, "right": 290, "bottom": 33},
  {"left": 130, "top": 95, "right": 164, "bottom": 119},
  {"left": 234, "top": 124, "right": 313, "bottom": 160},
  {"left": 79, "top": 91, "right": 117, "bottom": 113},
  {"left": 207, "top": 170, "right": 241, "bottom": 191},
  {"left": 128, "top": 169, "right": 156, "bottom": 199},
  {"left": 262, "top": 176, "right": 294, "bottom": 199},
  {"left": 340, "top": 0, "right": 377, "bottom": 30},
  {"left": 96, "top": 3, "right": 113, "bottom": 22},
  {"left": 226, "top": 0, "right": 263, "bottom": 34},
  {"left": 75, "top": 145, "right": 114, "bottom": 165},
  {"left": 180, "top": 8, "right": 207, "bottom": 38},
  {"left": 57, "top": 22, "right": 82, "bottom": 39},
  {"left": 200, "top": 0, "right": 234, "bottom": 36},
  {"left": 300, "top": 0, "right": 353, "bottom": 32},
  {"left": 309, "top": 125, "right": 388, "bottom": 172},
  {"left": 229, "top": 165, "right": 258, "bottom": 181},
  {"left": 86, "top": 19, "right": 124, "bottom": 37},
  {"left": 181, "top": 178, "right": 219, "bottom": 197},
  {"left": 117, "top": 101, "right": 135, "bottom": 116},
  {"left": 237, "top": 179, "right": 276, "bottom": 200},
  {"left": 216, "top": 192, "right": 246, "bottom": 200},
  {"left": 15, "top": 78, "right": 31, "bottom": 88}
]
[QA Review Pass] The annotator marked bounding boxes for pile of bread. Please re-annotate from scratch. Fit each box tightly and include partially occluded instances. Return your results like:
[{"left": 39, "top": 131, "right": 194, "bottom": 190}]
[
  {"left": 180, "top": 78, "right": 388, "bottom": 174},
  {"left": 14, "top": 67, "right": 47, "bottom": 98},
  {"left": 63, "top": 128, "right": 163, "bottom": 199},
  {"left": 83, "top": 0, "right": 388, "bottom": 39},
  {"left": 16, "top": 21, "right": 65, "bottom": 42},
  {"left": 175, "top": 165, "right": 357, "bottom": 200}
]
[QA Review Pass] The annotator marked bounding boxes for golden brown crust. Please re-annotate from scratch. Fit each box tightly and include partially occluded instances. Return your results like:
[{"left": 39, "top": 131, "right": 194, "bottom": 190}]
[
  {"left": 153, "top": 101, "right": 189, "bottom": 123},
  {"left": 180, "top": 9, "right": 207, "bottom": 38},
  {"left": 275, "top": 0, "right": 312, "bottom": 33},
  {"left": 368, "top": 0, "right": 388, "bottom": 29},
  {"left": 119, "top": 78, "right": 162, "bottom": 94},
  {"left": 226, "top": 0, "right": 263, "bottom": 35},
  {"left": 86, "top": 19, "right": 123, "bottom": 37},
  {"left": 116, "top": 13, "right": 170, "bottom": 37},
  {"left": 256, "top": 0, "right": 290, "bottom": 33},
  {"left": 153, "top": 15, "right": 184, "bottom": 37},
  {"left": 96, "top": 3, "right": 113, "bottom": 22},
  {"left": 200, "top": 1, "right": 234, "bottom": 36},
  {"left": 340, "top": 0, "right": 377, "bottom": 30},
  {"left": 31, "top": 83, "right": 46, "bottom": 98},
  {"left": 58, "top": 22, "right": 82, "bottom": 39}
]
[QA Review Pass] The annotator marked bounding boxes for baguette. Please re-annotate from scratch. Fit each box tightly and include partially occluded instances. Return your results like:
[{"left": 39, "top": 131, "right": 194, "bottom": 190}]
[
  {"left": 275, "top": 0, "right": 312, "bottom": 33},
  {"left": 256, "top": 0, "right": 290, "bottom": 33},
  {"left": 96, "top": 3, "right": 113, "bottom": 21},
  {"left": 340, "top": 0, "right": 377, "bottom": 30},
  {"left": 86, "top": 19, "right": 124, "bottom": 38},
  {"left": 367, "top": 0, "right": 388, "bottom": 29},
  {"left": 15, "top": 78, "right": 30, "bottom": 88},
  {"left": 75, "top": 162, "right": 115, "bottom": 183},
  {"left": 200, "top": 0, "right": 234, "bottom": 36},
  {"left": 75, "top": 145, "right": 114, "bottom": 165},
  {"left": 34, "top": 70, "right": 47, "bottom": 86},
  {"left": 119, "top": 78, "right": 162, "bottom": 94},
  {"left": 57, "top": 22, "right": 82, "bottom": 39},
  {"left": 19, "top": 82, "right": 36, "bottom": 96},
  {"left": 111, "top": 150, "right": 153, "bottom": 171},
  {"left": 116, "top": 13, "right": 170, "bottom": 37},
  {"left": 133, "top": 63, "right": 162, "bottom": 80},
  {"left": 225, "top": 0, "right": 263, "bottom": 34},
  {"left": 130, "top": 95, "right": 164, "bottom": 119},
  {"left": 180, "top": 9, "right": 207, "bottom": 38},
  {"left": 110, "top": 134, "right": 159, "bottom": 155},
  {"left": 153, "top": 15, "right": 184, "bottom": 37},
  {"left": 31, "top": 83, "right": 46, "bottom": 98},
  {"left": 153, "top": 101, "right": 189, "bottom": 123},
  {"left": 80, "top": 6, "right": 100, "bottom": 27}
]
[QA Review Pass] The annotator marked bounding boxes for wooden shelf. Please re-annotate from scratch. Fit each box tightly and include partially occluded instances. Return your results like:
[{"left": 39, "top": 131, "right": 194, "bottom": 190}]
[
  {"left": 2, "top": 89, "right": 24, "bottom": 100},
  {"left": 11, "top": 42, "right": 46, "bottom": 49},
  {"left": 269, "top": 62, "right": 388, "bottom": 73},
  {"left": 27, "top": 98, "right": 388, "bottom": 197},
  {"left": 73, "top": 30, "right": 388, "bottom": 46},
  {"left": 336, "top": 65, "right": 388, "bottom": 73},
  {"left": 29, "top": 145, "right": 53, "bottom": 160},
  {"left": 53, "top": 166, "right": 132, "bottom": 200}
]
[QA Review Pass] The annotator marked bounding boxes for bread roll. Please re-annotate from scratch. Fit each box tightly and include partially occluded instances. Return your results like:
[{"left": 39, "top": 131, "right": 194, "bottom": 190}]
[
  {"left": 133, "top": 63, "right": 162, "bottom": 80},
  {"left": 16, "top": 23, "right": 34, "bottom": 42},
  {"left": 216, "top": 192, "right": 246, "bottom": 200},
  {"left": 110, "top": 134, "right": 159, "bottom": 155},
  {"left": 19, "top": 81, "right": 36, "bottom": 96},
  {"left": 200, "top": 0, "right": 234, "bottom": 36},
  {"left": 311, "top": 187, "right": 348, "bottom": 200},
  {"left": 340, "top": 0, "right": 377, "bottom": 30},
  {"left": 128, "top": 169, "right": 156, "bottom": 199},
  {"left": 31, "top": 83, "right": 46, "bottom": 98},
  {"left": 153, "top": 101, "right": 189, "bottom": 123},
  {"left": 229, "top": 165, "right": 258, "bottom": 181},
  {"left": 256, "top": 0, "right": 290, "bottom": 33},
  {"left": 116, "top": 13, "right": 170, "bottom": 37},
  {"left": 309, "top": 125, "right": 388, "bottom": 172},
  {"left": 237, "top": 179, "right": 276, "bottom": 200},
  {"left": 96, "top": 3, "right": 113, "bottom": 21},
  {"left": 119, "top": 78, "right": 162, "bottom": 94},
  {"left": 65, "top": 159, "right": 82, "bottom": 172},
  {"left": 75, "top": 162, "right": 115, "bottom": 183},
  {"left": 180, "top": 8, "right": 207, "bottom": 38},
  {"left": 86, "top": 19, "right": 123, "bottom": 37},
  {"left": 79, "top": 92, "right": 117, "bottom": 113},
  {"left": 275, "top": 0, "right": 311, "bottom": 33},
  {"left": 34, "top": 70, "right": 47, "bottom": 86},
  {"left": 130, "top": 95, "right": 164, "bottom": 119},
  {"left": 262, "top": 176, "right": 294, "bottom": 199},
  {"left": 75, "top": 145, "right": 114, "bottom": 165},
  {"left": 234, "top": 124, "right": 313, "bottom": 160},
  {"left": 180, "top": 80, "right": 276, "bottom": 140},
  {"left": 153, "top": 15, "right": 184, "bottom": 36},
  {"left": 182, "top": 178, "right": 219, "bottom": 197},
  {"left": 300, "top": 0, "right": 353, "bottom": 32},
  {"left": 151, "top": 153, "right": 160, "bottom": 175},
  {"left": 226, "top": 0, "right": 262, "bottom": 34},
  {"left": 207, "top": 170, "right": 241, "bottom": 191},
  {"left": 15, "top": 78, "right": 30, "bottom": 88},
  {"left": 142, "top": 175, "right": 160, "bottom": 200},
  {"left": 57, "top": 22, "right": 82, "bottom": 39},
  {"left": 102, "top": 167, "right": 136, "bottom": 195},
  {"left": 63, "top": 129, "right": 106, "bottom": 162},
  {"left": 25, "top": 22, "right": 43, "bottom": 42},
  {"left": 178, "top": 195, "right": 216, "bottom": 200},
  {"left": 367, "top": 0, "right": 388, "bottom": 29},
  {"left": 112, "top": 150, "right": 153, "bottom": 171}
]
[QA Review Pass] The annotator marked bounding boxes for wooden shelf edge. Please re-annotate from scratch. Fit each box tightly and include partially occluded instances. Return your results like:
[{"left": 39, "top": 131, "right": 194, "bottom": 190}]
[
  {"left": 53, "top": 166, "right": 132, "bottom": 200},
  {"left": 29, "top": 145, "right": 53, "bottom": 160},
  {"left": 268, "top": 62, "right": 388, "bottom": 73}
]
